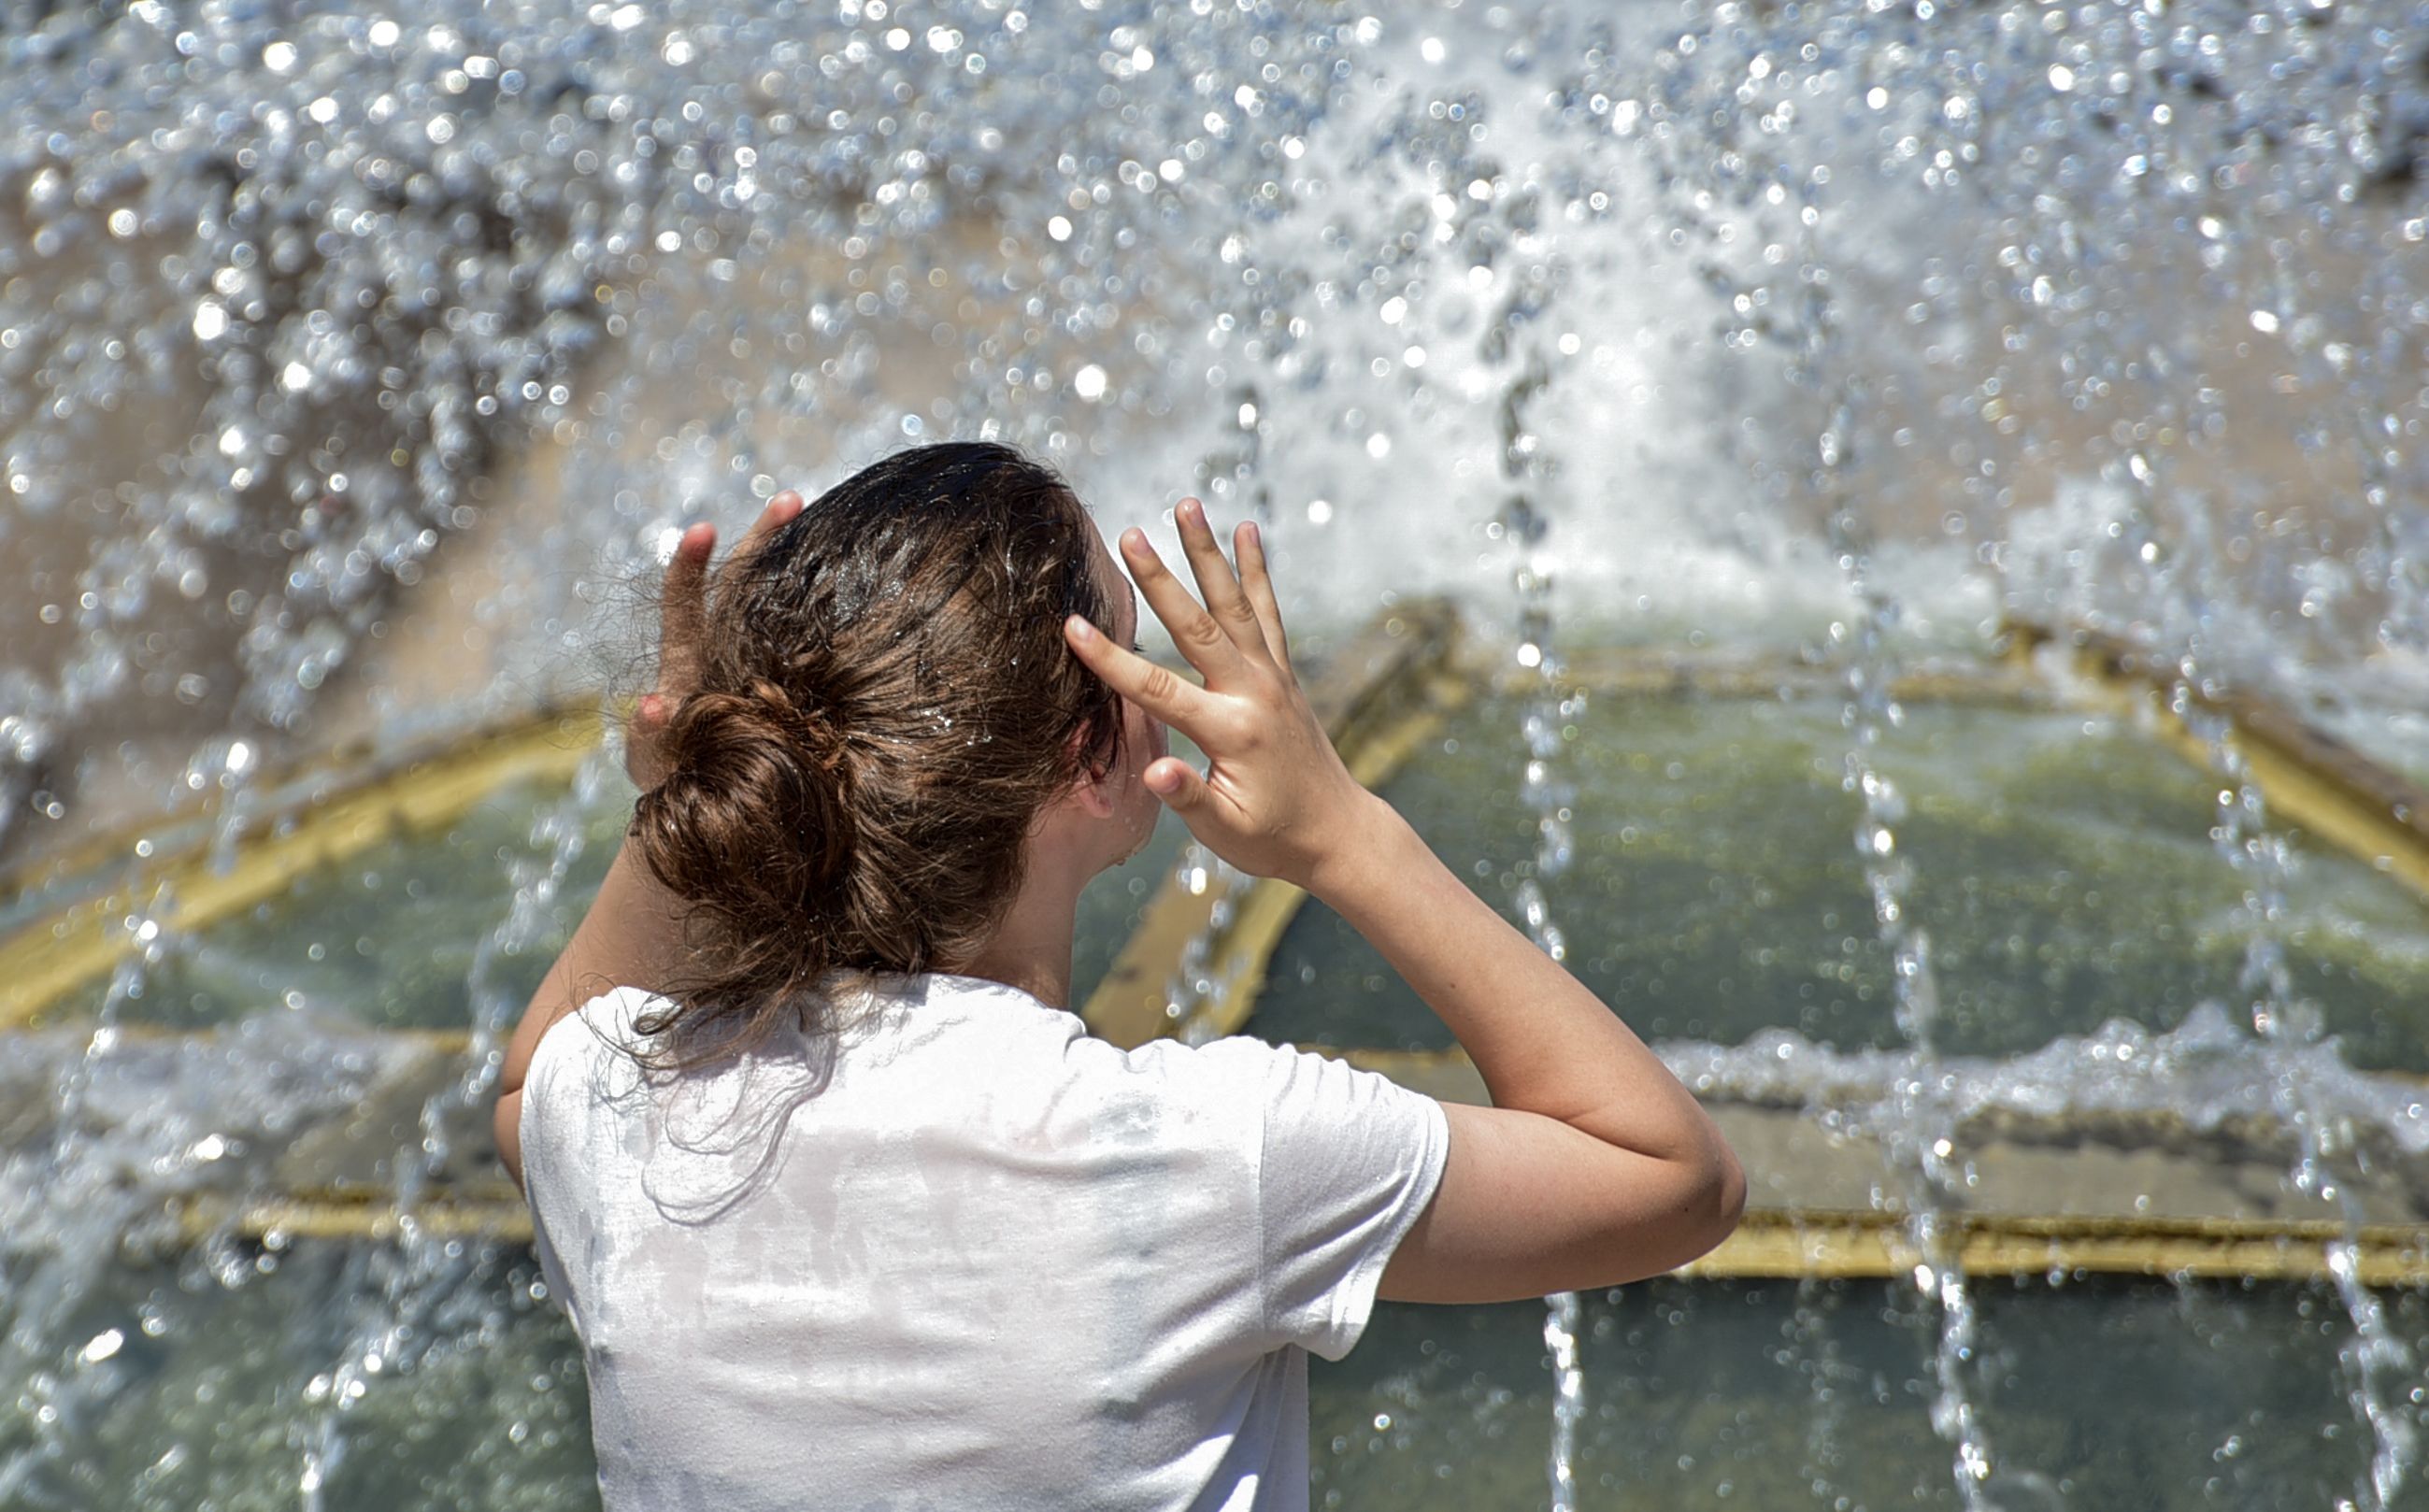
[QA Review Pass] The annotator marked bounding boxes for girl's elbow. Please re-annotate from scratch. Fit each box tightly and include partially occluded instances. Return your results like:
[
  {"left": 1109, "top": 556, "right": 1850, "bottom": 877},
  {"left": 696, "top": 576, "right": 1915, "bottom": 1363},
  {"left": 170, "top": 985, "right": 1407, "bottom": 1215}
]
[
  {"left": 1607, "top": 1146, "right": 1748, "bottom": 1279},
  {"left": 1679, "top": 1143, "right": 1748, "bottom": 1259},
  {"left": 492, "top": 1090, "right": 527, "bottom": 1192},
  {"left": 1708, "top": 1146, "right": 1749, "bottom": 1240}
]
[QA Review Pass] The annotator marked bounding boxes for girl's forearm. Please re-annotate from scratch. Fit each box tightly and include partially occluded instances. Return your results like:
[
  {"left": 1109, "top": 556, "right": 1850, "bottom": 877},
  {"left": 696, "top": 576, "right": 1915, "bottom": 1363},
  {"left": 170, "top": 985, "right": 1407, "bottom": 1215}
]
[
  {"left": 1308, "top": 792, "right": 1735, "bottom": 1174},
  {"left": 498, "top": 842, "right": 690, "bottom": 1095}
]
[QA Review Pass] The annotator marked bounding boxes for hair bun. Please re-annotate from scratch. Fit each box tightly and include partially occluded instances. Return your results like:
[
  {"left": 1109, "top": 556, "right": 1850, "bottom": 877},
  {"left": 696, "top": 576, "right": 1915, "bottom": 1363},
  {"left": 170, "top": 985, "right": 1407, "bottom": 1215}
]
[
  {"left": 741, "top": 678, "right": 849, "bottom": 774},
  {"left": 629, "top": 685, "right": 857, "bottom": 925}
]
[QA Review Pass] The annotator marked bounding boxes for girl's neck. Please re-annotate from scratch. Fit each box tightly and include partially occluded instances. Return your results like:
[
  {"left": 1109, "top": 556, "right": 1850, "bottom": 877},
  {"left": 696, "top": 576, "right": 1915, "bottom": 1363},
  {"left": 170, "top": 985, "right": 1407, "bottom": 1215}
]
[{"left": 952, "top": 867, "right": 1081, "bottom": 1012}]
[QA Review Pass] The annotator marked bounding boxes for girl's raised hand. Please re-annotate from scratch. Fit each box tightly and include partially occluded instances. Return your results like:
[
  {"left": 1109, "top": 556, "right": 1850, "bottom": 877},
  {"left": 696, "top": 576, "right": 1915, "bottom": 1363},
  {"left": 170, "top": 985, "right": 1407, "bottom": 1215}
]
[
  {"left": 628, "top": 489, "right": 806, "bottom": 790},
  {"left": 1063, "top": 497, "right": 1381, "bottom": 891}
]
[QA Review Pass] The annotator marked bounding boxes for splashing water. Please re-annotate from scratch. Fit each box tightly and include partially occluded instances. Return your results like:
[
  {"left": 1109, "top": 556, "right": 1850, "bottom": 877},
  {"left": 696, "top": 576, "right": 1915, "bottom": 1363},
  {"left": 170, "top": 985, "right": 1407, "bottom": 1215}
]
[
  {"left": 1683, "top": 42, "right": 2009, "bottom": 1499},
  {"left": 295, "top": 749, "right": 607, "bottom": 1510},
  {"left": 1483, "top": 248, "right": 1592, "bottom": 1512},
  {"left": 2183, "top": 692, "right": 2422, "bottom": 1512},
  {"left": 7, "top": 1, "right": 2426, "bottom": 828}
]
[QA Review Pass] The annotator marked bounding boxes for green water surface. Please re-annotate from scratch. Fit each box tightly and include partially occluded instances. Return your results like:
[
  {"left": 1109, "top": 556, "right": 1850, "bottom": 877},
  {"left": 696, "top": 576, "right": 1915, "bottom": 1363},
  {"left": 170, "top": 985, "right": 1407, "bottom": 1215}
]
[{"left": 1253, "top": 693, "right": 2429, "bottom": 1070}]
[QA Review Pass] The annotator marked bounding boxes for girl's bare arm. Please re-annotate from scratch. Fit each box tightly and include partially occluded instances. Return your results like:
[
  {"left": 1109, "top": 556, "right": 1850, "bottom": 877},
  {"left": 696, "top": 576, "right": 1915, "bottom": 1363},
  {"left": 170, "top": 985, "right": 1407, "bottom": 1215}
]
[
  {"left": 1062, "top": 499, "right": 1745, "bottom": 1302},
  {"left": 491, "top": 492, "right": 805, "bottom": 1187},
  {"left": 1307, "top": 801, "right": 1747, "bottom": 1299}
]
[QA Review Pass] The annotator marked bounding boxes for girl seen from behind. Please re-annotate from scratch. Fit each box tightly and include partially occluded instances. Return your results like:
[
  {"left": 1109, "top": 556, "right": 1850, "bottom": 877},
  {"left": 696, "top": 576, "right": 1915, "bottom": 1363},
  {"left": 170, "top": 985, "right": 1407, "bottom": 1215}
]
[{"left": 493, "top": 441, "right": 1744, "bottom": 1511}]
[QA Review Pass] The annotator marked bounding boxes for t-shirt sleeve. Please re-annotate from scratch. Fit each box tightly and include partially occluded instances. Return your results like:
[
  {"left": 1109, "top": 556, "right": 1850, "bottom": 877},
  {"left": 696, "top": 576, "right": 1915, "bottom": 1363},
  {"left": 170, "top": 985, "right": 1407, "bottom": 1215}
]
[
  {"left": 516, "top": 985, "right": 655, "bottom": 1327},
  {"left": 518, "top": 1006, "right": 584, "bottom": 1319},
  {"left": 1251, "top": 1045, "right": 1451, "bottom": 1362}
]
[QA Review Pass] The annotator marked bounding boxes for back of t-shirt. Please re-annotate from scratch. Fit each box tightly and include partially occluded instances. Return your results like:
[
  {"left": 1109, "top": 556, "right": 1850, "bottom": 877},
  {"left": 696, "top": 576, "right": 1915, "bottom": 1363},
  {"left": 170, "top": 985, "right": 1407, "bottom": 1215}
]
[{"left": 518, "top": 973, "right": 1448, "bottom": 1512}]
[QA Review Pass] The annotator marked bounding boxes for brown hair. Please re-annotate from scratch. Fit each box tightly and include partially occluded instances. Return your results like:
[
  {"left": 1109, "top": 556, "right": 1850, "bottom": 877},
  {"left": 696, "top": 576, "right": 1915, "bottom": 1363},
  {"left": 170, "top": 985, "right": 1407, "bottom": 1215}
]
[{"left": 625, "top": 442, "right": 1122, "bottom": 1068}]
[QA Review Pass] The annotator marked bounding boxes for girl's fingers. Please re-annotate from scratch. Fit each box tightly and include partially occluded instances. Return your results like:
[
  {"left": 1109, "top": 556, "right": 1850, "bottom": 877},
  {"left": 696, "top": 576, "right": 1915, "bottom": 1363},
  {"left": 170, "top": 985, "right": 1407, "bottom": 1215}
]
[
  {"left": 1142, "top": 756, "right": 1217, "bottom": 818},
  {"left": 1064, "top": 615, "right": 1215, "bottom": 731},
  {"left": 1232, "top": 520, "right": 1294, "bottom": 680},
  {"left": 624, "top": 695, "right": 676, "bottom": 790},
  {"left": 737, "top": 489, "right": 806, "bottom": 561},
  {"left": 1119, "top": 526, "right": 1251, "bottom": 688},
  {"left": 1173, "top": 497, "right": 1272, "bottom": 664},
  {"left": 657, "top": 521, "right": 718, "bottom": 694},
  {"left": 658, "top": 491, "right": 802, "bottom": 697}
]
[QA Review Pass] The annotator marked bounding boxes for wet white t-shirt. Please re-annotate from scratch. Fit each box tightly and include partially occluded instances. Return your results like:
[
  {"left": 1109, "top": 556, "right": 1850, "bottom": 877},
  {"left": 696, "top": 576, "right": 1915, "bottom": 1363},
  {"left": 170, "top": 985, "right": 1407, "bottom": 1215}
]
[{"left": 519, "top": 972, "right": 1450, "bottom": 1512}]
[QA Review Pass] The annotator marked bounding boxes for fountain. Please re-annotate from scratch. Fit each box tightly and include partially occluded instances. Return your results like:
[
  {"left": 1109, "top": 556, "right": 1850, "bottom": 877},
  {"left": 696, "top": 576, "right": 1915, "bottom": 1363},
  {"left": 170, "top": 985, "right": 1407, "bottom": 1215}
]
[{"left": 6, "top": 0, "right": 2429, "bottom": 1506}]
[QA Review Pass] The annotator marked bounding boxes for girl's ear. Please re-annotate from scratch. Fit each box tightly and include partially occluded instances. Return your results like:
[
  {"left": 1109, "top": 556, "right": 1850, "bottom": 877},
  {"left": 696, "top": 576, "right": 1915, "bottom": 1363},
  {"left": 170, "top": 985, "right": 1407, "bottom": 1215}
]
[{"left": 1065, "top": 722, "right": 1120, "bottom": 820}]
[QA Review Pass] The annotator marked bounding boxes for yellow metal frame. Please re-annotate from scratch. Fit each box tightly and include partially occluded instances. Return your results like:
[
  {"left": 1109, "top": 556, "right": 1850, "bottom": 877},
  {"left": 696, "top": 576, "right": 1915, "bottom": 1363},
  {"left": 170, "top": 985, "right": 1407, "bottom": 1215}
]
[
  {"left": 164, "top": 1185, "right": 2429, "bottom": 1287},
  {"left": 1679, "top": 1207, "right": 2429, "bottom": 1287},
  {"left": 2005, "top": 620, "right": 2429, "bottom": 901},
  {"left": 0, "top": 707, "right": 605, "bottom": 1028}
]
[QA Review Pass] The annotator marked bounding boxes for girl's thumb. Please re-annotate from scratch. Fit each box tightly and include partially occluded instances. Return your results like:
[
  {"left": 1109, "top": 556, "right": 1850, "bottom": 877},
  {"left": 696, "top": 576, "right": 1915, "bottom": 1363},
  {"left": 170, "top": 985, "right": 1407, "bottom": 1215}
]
[{"left": 1145, "top": 758, "right": 1208, "bottom": 814}]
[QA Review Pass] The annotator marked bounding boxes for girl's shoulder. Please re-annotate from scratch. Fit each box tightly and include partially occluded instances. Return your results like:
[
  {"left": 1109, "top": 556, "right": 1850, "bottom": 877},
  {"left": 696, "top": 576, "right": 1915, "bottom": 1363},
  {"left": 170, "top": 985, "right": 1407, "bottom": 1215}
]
[
  {"left": 520, "top": 984, "right": 664, "bottom": 1108},
  {"left": 543, "top": 983, "right": 659, "bottom": 1058},
  {"left": 1093, "top": 1030, "right": 1439, "bottom": 1143}
]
